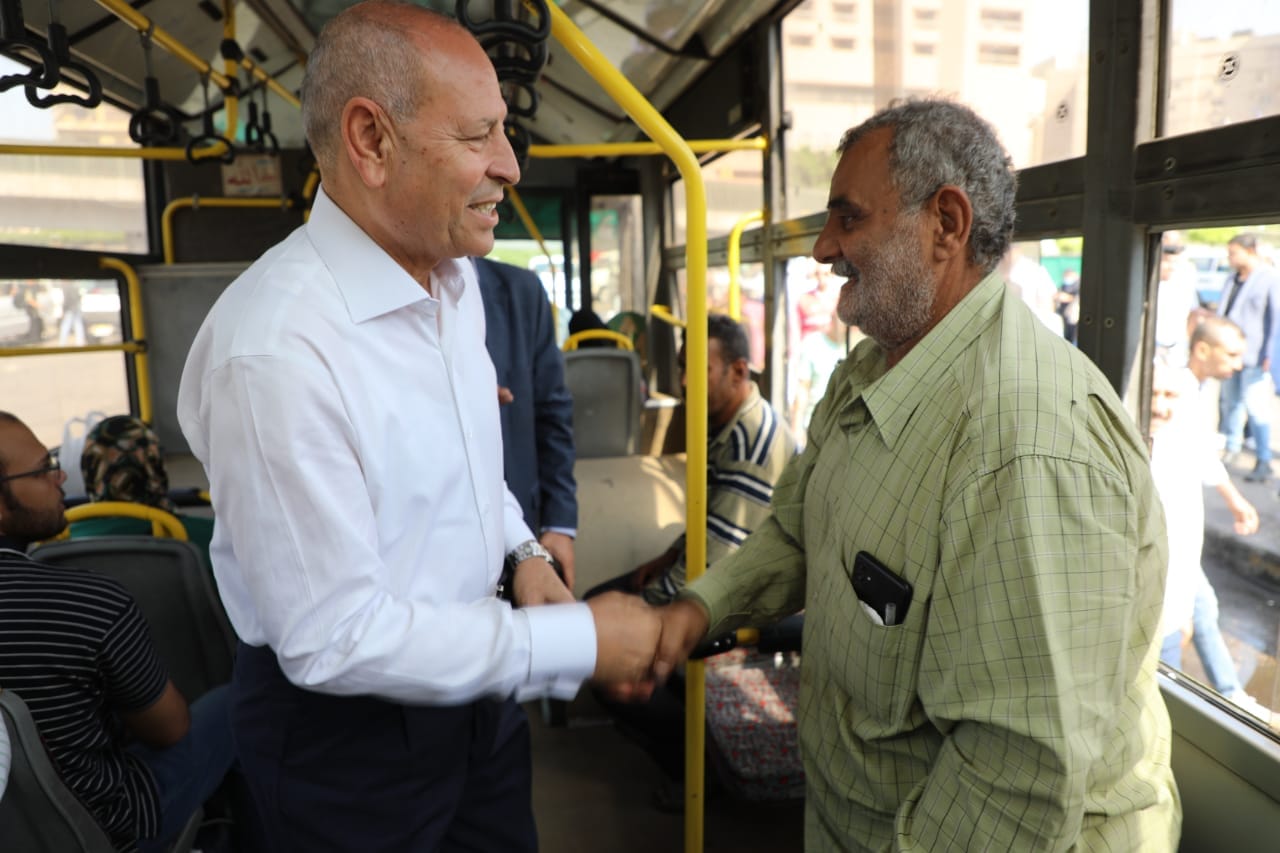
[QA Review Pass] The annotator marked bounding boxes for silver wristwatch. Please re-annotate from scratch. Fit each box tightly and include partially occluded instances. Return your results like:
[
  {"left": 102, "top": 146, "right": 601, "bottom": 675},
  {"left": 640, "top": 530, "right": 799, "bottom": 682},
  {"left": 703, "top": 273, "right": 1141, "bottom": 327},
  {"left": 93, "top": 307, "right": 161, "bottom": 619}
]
[
  {"left": 496, "top": 539, "right": 554, "bottom": 602},
  {"left": 507, "top": 539, "right": 553, "bottom": 566}
]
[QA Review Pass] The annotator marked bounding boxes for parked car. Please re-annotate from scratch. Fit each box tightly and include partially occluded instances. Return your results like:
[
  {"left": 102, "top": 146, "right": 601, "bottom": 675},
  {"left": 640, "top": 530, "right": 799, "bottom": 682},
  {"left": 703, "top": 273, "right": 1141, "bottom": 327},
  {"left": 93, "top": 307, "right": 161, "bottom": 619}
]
[
  {"left": 1188, "top": 251, "right": 1232, "bottom": 308},
  {"left": 80, "top": 282, "right": 123, "bottom": 344}
]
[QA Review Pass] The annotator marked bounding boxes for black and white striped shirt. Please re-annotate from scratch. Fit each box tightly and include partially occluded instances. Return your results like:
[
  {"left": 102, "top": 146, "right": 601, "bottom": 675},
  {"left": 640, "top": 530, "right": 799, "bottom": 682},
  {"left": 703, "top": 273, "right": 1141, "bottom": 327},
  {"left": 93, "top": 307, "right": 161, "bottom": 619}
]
[{"left": 0, "top": 544, "right": 167, "bottom": 851}]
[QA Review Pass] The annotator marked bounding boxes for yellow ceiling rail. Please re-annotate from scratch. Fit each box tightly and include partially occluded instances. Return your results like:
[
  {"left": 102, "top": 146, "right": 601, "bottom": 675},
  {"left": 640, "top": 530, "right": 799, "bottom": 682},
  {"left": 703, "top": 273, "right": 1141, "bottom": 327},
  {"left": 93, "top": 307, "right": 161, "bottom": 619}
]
[
  {"left": 239, "top": 57, "right": 301, "bottom": 109},
  {"left": 727, "top": 209, "right": 766, "bottom": 322},
  {"left": 0, "top": 143, "right": 229, "bottom": 160},
  {"left": 100, "top": 256, "right": 153, "bottom": 424},
  {"left": 506, "top": 185, "right": 560, "bottom": 291},
  {"left": 302, "top": 168, "right": 321, "bottom": 221},
  {"left": 162, "top": 196, "right": 295, "bottom": 264},
  {"left": 92, "top": 0, "right": 233, "bottom": 91},
  {"left": 544, "top": 4, "right": 709, "bottom": 851},
  {"left": 59, "top": 502, "right": 189, "bottom": 540},
  {"left": 649, "top": 304, "right": 686, "bottom": 329},
  {"left": 529, "top": 137, "right": 767, "bottom": 159}
]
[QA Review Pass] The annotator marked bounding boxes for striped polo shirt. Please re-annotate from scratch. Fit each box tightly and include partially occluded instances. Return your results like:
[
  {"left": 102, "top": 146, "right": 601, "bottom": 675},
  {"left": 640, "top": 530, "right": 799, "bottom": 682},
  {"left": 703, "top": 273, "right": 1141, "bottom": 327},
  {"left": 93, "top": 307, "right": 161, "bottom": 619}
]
[{"left": 0, "top": 542, "right": 166, "bottom": 851}]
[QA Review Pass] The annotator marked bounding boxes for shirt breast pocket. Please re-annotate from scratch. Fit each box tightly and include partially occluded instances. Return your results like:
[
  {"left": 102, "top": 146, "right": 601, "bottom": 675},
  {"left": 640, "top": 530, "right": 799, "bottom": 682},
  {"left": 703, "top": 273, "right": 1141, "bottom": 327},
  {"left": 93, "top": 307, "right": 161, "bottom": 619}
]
[{"left": 835, "top": 562, "right": 928, "bottom": 732}]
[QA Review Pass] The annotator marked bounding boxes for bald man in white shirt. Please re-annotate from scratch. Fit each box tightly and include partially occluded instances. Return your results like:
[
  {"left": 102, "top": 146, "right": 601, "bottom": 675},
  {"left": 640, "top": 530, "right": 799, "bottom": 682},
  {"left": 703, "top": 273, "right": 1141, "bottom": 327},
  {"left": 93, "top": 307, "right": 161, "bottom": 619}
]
[{"left": 177, "top": 3, "right": 658, "bottom": 849}]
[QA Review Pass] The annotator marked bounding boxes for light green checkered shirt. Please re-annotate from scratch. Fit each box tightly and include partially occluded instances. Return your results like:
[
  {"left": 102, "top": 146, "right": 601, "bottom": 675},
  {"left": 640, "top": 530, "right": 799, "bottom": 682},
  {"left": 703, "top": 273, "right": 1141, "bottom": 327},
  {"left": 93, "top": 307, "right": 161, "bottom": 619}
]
[{"left": 684, "top": 271, "right": 1180, "bottom": 852}]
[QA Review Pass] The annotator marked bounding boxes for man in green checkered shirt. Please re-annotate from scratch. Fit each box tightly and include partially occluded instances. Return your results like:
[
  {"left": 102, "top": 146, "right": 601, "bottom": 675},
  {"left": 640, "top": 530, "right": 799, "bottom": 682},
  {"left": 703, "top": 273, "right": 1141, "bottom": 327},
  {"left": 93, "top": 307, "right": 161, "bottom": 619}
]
[{"left": 650, "top": 99, "right": 1180, "bottom": 851}]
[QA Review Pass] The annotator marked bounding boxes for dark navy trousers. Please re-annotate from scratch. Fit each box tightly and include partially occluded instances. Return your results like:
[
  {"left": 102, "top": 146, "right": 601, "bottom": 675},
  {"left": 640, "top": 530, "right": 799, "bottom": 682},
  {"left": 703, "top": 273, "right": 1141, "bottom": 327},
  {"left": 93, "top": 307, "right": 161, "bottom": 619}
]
[{"left": 231, "top": 643, "right": 537, "bottom": 852}]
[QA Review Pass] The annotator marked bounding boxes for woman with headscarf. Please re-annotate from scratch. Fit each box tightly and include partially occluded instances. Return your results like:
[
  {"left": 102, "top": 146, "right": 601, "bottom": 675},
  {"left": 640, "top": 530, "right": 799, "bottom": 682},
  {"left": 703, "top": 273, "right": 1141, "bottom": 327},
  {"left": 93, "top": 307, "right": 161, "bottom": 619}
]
[{"left": 70, "top": 415, "right": 214, "bottom": 568}]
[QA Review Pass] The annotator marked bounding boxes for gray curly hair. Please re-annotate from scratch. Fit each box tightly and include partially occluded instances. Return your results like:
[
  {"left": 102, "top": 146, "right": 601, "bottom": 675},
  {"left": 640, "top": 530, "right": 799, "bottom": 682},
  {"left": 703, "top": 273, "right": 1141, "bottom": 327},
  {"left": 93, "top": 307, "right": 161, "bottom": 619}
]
[{"left": 838, "top": 98, "right": 1017, "bottom": 273}]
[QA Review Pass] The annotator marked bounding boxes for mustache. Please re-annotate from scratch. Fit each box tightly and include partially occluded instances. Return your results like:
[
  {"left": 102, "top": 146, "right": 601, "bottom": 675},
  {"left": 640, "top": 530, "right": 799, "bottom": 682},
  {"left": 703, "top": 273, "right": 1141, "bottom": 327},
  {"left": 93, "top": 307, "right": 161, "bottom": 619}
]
[{"left": 831, "top": 259, "right": 859, "bottom": 280}]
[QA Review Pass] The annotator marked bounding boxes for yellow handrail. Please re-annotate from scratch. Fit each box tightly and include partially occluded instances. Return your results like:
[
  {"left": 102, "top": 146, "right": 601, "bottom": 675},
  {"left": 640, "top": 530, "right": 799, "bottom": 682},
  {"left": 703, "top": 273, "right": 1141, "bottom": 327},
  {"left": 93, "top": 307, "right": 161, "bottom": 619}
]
[
  {"left": 649, "top": 304, "right": 687, "bottom": 329},
  {"left": 0, "top": 143, "right": 232, "bottom": 160},
  {"left": 99, "top": 257, "right": 152, "bottom": 424},
  {"left": 544, "top": 4, "right": 709, "bottom": 850},
  {"left": 727, "top": 210, "right": 766, "bottom": 322},
  {"left": 162, "top": 196, "right": 296, "bottom": 264},
  {"left": 59, "top": 501, "right": 189, "bottom": 541},
  {"left": 0, "top": 342, "right": 145, "bottom": 358},
  {"left": 505, "top": 185, "right": 560, "bottom": 290},
  {"left": 529, "top": 137, "right": 767, "bottom": 159},
  {"left": 562, "top": 329, "right": 635, "bottom": 351}
]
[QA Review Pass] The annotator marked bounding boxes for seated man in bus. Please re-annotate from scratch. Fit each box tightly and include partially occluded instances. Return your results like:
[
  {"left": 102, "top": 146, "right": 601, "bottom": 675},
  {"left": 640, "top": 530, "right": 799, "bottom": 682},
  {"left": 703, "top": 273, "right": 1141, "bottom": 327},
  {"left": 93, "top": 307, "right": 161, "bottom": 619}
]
[
  {"left": 588, "top": 313, "right": 796, "bottom": 604},
  {"left": 475, "top": 257, "right": 577, "bottom": 589},
  {"left": 0, "top": 411, "right": 235, "bottom": 853},
  {"left": 585, "top": 315, "right": 798, "bottom": 805},
  {"left": 70, "top": 414, "right": 214, "bottom": 570}
]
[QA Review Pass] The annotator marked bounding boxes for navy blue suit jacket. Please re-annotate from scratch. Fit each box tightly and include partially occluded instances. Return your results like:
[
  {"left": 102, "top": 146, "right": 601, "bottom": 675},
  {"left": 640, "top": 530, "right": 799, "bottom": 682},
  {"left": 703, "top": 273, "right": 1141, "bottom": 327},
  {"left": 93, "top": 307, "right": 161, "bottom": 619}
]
[{"left": 475, "top": 257, "right": 577, "bottom": 532}]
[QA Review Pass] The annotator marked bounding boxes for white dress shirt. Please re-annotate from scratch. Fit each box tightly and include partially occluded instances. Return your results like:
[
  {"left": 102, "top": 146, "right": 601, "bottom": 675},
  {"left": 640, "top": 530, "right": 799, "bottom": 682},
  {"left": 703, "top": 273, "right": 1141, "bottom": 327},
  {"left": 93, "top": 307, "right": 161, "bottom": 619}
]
[{"left": 178, "top": 187, "right": 596, "bottom": 704}]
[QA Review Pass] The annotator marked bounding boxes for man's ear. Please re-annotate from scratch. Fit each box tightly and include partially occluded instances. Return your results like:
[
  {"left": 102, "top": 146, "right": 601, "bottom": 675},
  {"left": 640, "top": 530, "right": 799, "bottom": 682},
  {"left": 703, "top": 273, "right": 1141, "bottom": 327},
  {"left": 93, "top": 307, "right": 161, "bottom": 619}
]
[
  {"left": 340, "top": 96, "right": 395, "bottom": 190},
  {"left": 731, "top": 357, "right": 751, "bottom": 383},
  {"left": 929, "top": 185, "right": 974, "bottom": 263}
]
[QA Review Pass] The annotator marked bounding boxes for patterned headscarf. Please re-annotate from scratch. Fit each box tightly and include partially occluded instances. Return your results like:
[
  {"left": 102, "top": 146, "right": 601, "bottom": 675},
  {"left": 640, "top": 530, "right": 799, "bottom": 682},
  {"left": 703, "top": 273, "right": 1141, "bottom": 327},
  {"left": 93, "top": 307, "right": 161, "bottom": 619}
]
[{"left": 80, "top": 415, "right": 175, "bottom": 512}]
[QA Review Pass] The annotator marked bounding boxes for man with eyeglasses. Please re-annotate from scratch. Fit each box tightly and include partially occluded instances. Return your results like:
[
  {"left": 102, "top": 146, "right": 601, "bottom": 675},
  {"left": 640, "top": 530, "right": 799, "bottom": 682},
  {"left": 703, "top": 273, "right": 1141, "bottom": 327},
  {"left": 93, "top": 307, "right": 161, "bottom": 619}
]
[{"left": 0, "top": 411, "right": 241, "bottom": 852}]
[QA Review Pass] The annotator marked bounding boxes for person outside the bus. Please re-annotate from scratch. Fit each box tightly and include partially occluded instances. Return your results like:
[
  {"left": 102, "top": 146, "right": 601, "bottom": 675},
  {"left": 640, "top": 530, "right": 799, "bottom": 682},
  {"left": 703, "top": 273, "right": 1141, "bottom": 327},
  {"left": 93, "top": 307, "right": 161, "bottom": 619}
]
[
  {"left": 587, "top": 313, "right": 796, "bottom": 605},
  {"left": 1153, "top": 230, "right": 1201, "bottom": 366},
  {"left": 0, "top": 411, "right": 236, "bottom": 853},
  {"left": 1217, "top": 232, "right": 1280, "bottom": 482},
  {"left": 1151, "top": 317, "right": 1271, "bottom": 719},
  {"left": 177, "top": 3, "right": 659, "bottom": 849},
  {"left": 58, "top": 280, "right": 85, "bottom": 345},
  {"left": 641, "top": 99, "right": 1180, "bottom": 850},
  {"left": 475, "top": 256, "right": 578, "bottom": 588}
]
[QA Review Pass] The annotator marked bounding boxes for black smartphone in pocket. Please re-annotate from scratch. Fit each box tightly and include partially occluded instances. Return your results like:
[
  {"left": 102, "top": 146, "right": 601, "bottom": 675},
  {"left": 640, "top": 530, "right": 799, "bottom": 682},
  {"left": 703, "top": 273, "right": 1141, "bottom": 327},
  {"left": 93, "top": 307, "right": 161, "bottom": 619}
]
[{"left": 851, "top": 551, "right": 912, "bottom": 626}]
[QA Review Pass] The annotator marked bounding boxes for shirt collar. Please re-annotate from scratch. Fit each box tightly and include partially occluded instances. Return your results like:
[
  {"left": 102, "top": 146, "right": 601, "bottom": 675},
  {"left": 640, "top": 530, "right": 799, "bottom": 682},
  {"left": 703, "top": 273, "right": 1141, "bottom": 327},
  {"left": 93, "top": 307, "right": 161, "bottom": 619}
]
[
  {"left": 710, "top": 381, "right": 762, "bottom": 446},
  {"left": 839, "top": 269, "right": 1004, "bottom": 449},
  {"left": 305, "top": 187, "right": 474, "bottom": 323},
  {"left": 0, "top": 534, "right": 30, "bottom": 555}
]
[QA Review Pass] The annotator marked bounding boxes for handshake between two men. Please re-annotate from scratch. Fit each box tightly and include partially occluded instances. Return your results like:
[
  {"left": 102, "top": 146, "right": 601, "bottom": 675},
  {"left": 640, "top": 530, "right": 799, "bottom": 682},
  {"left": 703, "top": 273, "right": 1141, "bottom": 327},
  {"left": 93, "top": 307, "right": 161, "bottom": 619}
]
[{"left": 508, "top": 557, "right": 709, "bottom": 699}]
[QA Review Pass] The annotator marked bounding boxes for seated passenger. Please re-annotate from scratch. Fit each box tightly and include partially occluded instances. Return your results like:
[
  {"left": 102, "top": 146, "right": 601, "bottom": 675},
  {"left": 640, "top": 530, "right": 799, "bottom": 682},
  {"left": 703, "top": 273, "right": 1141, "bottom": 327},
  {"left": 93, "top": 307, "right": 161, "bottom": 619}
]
[
  {"left": 584, "top": 316, "right": 799, "bottom": 805},
  {"left": 70, "top": 415, "right": 214, "bottom": 568},
  {"left": 567, "top": 306, "right": 616, "bottom": 349},
  {"left": 588, "top": 313, "right": 797, "bottom": 604},
  {"left": 0, "top": 411, "right": 236, "bottom": 852}
]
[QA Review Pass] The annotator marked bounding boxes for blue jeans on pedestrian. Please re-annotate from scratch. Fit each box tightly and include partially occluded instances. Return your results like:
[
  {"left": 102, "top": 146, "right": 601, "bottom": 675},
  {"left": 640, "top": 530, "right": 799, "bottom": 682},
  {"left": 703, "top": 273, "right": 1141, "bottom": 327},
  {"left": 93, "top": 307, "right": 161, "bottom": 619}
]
[
  {"left": 1220, "top": 365, "right": 1273, "bottom": 463},
  {"left": 1159, "top": 576, "right": 1243, "bottom": 697},
  {"left": 129, "top": 685, "right": 234, "bottom": 852}
]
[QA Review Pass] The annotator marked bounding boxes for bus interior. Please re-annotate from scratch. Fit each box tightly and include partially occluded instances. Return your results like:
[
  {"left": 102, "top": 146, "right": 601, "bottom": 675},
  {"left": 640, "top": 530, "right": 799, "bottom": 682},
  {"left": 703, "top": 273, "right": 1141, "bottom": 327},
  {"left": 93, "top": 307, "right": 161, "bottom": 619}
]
[{"left": 1, "top": 0, "right": 1279, "bottom": 850}]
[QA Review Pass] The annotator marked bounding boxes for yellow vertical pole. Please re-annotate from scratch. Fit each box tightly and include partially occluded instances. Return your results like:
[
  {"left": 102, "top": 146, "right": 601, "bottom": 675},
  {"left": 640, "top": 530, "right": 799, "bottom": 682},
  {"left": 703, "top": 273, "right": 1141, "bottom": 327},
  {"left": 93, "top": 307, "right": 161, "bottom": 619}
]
[
  {"left": 727, "top": 210, "right": 765, "bottom": 321},
  {"left": 99, "top": 257, "right": 151, "bottom": 424},
  {"left": 544, "top": 5, "right": 709, "bottom": 852}
]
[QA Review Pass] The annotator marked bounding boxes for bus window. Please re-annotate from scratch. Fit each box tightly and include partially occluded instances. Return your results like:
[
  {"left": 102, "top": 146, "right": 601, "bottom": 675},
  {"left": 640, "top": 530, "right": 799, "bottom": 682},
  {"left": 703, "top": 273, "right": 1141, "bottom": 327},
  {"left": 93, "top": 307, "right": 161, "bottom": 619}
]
[
  {"left": 1161, "top": 1, "right": 1280, "bottom": 138},
  {"left": 0, "top": 61, "right": 147, "bottom": 252},
  {"left": 1149, "top": 225, "right": 1280, "bottom": 734},
  {"left": 589, "top": 195, "right": 644, "bottom": 323},
  {"left": 668, "top": 148, "right": 767, "bottom": 246},
  {"left": 1002, "top": 238, "right": 1083, "bottom": 346},
  {"left": 781, "top": 0, "right": 1089, "bottom": 215}
]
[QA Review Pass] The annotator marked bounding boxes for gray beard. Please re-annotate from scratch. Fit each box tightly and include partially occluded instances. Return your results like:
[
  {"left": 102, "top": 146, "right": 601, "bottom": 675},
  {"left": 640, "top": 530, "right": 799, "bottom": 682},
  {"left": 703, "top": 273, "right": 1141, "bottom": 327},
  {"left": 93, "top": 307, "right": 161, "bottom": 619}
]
[{"left": 833, "top": 219, "right": 936, "bottom": 352}]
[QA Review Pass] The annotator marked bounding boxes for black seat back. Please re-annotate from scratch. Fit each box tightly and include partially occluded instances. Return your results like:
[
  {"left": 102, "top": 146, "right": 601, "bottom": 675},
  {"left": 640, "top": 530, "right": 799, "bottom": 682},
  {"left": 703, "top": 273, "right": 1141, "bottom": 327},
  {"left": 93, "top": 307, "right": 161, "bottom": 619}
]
[
  {"left": 564, "top": 348, "right": 643, "bottom": 458},
  {"left": 0, "top": 688, "right": 116, "bottom": 852},
  {"left": 29, "top": 537, "right": 235, "bottom": 703}
]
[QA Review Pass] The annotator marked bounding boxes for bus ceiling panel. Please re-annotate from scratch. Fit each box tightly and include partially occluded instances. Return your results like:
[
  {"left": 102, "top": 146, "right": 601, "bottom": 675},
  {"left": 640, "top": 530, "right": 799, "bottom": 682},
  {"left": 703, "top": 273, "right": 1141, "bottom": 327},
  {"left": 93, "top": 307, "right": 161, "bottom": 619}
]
[
  {"left": 1134, "top": 116, "right": 1280, "bottom": 182},
  {"left": 1132, "top": 163, "right": 1280, "bottom": 229},
  {"left": 523, "top": 85, "right": 626, "bottom": 146},
  {"left": 14, "top": 0, "right": 306, "bottom": 124}
]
